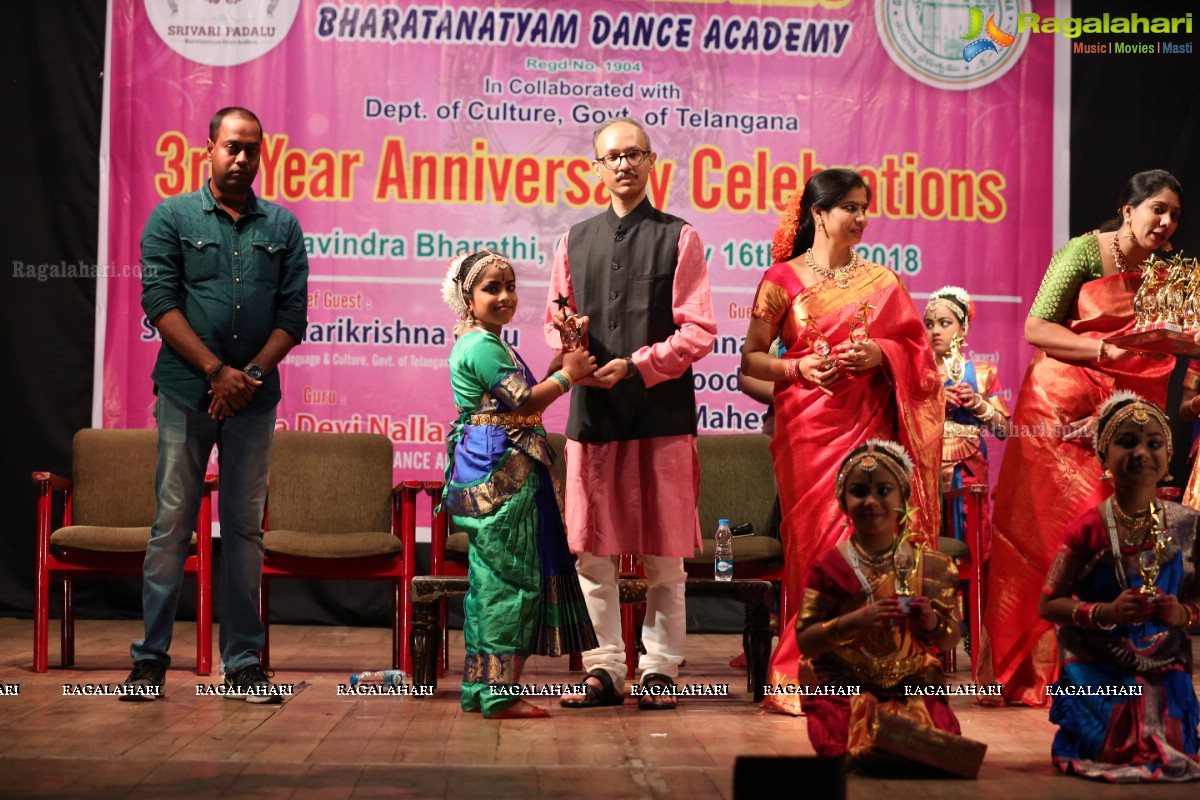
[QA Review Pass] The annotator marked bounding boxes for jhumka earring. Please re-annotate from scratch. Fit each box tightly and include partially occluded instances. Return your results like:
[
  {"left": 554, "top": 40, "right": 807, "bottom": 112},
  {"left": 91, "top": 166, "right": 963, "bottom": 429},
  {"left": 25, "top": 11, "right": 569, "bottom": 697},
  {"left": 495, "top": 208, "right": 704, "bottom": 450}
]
[
  {"left": 817, "top": 220, "right": 826, "bottom": 235},
  {"left": 1100, "top": 468, "right": 1113, "bottom": 483},
  {"left": 1122, "top": 218, "right": 1134, "bottom": 239}
]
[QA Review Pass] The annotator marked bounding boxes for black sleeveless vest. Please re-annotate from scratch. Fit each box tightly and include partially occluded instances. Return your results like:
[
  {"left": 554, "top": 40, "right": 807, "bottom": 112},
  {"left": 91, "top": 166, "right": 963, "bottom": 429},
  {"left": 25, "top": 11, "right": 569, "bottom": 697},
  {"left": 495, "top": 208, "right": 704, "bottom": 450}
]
[{"left": 565, "top": 197, "right": 698, "bottom": 442}]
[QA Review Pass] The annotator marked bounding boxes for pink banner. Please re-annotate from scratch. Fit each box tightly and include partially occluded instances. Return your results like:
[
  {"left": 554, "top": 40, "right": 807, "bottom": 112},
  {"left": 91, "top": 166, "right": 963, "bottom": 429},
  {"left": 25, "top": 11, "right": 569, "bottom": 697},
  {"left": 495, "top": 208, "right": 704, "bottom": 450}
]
[{"left": 102, "top": 0, "right": 1054, "bottom": 484}]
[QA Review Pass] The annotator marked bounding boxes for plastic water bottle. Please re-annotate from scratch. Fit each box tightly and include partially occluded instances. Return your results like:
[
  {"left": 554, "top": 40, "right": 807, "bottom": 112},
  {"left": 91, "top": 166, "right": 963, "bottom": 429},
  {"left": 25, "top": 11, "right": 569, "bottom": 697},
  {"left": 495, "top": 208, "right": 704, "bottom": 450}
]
[
  {"left": 714, "top": 519, "right": 733, "bottom": 582},
  {"left": 350, "top": 670, "right": 406, "bottom": 687}
]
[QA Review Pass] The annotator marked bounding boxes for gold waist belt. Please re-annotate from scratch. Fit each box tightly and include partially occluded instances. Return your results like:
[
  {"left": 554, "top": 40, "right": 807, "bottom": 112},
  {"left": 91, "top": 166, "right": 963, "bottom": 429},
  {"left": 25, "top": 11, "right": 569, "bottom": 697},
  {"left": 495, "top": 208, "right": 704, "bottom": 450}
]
[
  {"left": 470, "top": 412, "right": 543, "bottom": 428},
  {"left": 943, "top": 420, "right": 981, "bottom": 440}
]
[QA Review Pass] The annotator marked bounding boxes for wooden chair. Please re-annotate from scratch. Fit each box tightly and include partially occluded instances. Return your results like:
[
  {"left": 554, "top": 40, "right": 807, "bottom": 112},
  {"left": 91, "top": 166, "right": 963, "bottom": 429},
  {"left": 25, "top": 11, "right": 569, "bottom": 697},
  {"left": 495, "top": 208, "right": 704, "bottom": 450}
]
[
  {"left": 684, "top": 434, "right": 784, "bottom": 585},
  {"left": 614, "top": 432, "right": 782, "bottom": 679},
  {"left": 32, "top": 428, "right": 214, "bottom": 674},
  {"left": 258, "top": 431, "right": 415, "bottom": 672}
]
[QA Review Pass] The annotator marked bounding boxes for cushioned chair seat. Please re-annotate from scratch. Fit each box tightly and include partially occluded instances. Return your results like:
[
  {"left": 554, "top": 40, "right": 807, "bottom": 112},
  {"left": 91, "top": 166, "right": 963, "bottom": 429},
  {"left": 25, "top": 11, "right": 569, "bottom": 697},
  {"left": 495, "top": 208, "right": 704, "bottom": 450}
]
[
  {"left": 445, "top": 531, "right": 470, "bottom": 563},
  {"left": 49, "top": 526, "right": 198, "bottom": 553},
  {"left": 264, "top": 529, "right": 402, "bottom": 559},
  {"left": 685, "top": 535, "right": 783, "bottom": 565},
  {"left": 937, "top": 536, "right": 970, "bottom": 561},
  {"left": 33, "top": 428, "right": 214, "bottom": 674}
]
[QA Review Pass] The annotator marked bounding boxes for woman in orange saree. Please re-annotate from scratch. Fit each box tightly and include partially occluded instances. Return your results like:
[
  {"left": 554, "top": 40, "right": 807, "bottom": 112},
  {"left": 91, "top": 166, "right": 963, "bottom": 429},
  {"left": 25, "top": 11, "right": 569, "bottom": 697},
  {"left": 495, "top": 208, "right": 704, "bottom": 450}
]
[
  {"left": 980, "top": 170, "right": 1183, "bottom": 707},
  {"left": 741, "top": 169, "right": 943, "bottom": 714}
]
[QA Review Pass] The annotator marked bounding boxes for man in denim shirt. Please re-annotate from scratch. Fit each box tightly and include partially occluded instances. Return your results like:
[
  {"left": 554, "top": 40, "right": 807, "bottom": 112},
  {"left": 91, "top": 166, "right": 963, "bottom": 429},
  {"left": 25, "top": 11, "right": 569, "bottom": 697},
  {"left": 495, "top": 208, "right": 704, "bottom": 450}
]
[{"left": 123, "top": 107, "right": 308, "bottom": 703}]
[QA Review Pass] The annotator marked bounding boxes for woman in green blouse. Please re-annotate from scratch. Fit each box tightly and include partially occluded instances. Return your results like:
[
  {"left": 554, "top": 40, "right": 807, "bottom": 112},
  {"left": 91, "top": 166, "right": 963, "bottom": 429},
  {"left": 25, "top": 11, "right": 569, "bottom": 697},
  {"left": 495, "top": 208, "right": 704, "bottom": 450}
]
[{"left": 980, "top": 170, "right": 1182, "bottom": 707}]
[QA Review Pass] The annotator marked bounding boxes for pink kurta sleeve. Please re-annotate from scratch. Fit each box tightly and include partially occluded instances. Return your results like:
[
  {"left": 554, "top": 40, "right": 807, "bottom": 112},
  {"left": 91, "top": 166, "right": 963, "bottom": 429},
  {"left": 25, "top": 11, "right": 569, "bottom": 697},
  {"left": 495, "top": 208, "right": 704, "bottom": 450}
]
[
  {"left": 544, "top": 232, "right": 576, "bottom": 351},
  {"left": 631, "top": 224, "right": 717, "bottom": 388}
]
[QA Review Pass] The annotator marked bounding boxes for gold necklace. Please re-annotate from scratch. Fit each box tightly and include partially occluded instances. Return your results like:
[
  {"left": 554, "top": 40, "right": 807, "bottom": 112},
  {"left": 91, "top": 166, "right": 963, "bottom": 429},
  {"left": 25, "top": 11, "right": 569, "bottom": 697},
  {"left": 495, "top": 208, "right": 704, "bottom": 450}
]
[
  {"left": 1111, "top": 499, "right": 1154, "bottom": 548},
  {"left": 806, "top": 249, "right": 860, "bottom": 289},
  {"left": 1109, "top": 231, "right": 1138, "bottom": 274},
  {"left": 1111, "top": 499, "right": 1152, "bottom": 528},
  {"left": 849, "top": 535, "right": 892, "bottom": 569}
]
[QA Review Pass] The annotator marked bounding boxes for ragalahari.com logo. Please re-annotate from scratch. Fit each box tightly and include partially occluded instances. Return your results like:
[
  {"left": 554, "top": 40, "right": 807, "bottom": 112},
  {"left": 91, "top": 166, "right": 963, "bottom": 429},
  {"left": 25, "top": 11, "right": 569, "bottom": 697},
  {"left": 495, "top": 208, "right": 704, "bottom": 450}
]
[{"left": 961, "top": 6, "right": 1016, "bottom": 62}]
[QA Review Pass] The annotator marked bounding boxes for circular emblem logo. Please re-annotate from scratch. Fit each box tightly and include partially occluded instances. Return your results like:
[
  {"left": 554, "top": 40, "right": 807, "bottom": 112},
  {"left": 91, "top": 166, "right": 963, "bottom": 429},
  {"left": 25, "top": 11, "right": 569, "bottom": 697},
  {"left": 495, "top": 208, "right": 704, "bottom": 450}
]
[
  {"left": 875, "top": 0, "right": 1029, "bottom": 91},
  {"left": 144, "top": 0, "right": 301, "bottom": 67}
]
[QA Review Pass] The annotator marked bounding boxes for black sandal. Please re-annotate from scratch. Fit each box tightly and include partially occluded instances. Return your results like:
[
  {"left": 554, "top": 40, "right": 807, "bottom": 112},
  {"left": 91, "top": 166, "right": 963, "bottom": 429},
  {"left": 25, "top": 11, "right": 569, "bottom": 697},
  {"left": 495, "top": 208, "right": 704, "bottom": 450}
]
[
  {"left": 560, "top": 668, "right": 625, "bottom": 708},
  {"left": 637, "top": 672, "right": 678, "bottom": 710}
]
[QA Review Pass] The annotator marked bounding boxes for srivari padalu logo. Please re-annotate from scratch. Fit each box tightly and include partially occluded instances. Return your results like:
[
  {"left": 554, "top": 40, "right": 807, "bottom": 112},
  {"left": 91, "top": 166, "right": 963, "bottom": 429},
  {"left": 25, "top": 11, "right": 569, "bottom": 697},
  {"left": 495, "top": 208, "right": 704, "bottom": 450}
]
[
  {"left": 145, "top": 0, "right": 301, "bottom": 67},
  {"left": 875, "top": 0, "right": 1029, "bottom": 91}
]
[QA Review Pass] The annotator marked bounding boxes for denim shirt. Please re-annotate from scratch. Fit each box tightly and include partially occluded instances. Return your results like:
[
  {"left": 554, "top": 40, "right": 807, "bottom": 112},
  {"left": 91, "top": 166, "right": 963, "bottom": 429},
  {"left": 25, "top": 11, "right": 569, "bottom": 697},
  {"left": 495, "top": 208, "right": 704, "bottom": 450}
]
[{"left": 141, "top": 183, "right": 308, "bottom": 413}]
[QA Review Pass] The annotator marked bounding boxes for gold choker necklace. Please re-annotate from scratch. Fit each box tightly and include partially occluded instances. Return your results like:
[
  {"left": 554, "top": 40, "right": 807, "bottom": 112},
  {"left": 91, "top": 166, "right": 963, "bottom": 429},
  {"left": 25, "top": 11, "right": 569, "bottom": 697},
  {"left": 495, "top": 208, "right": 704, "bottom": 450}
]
[
  {"left": 1111, "top": 500, "right": 1152, "bottom": 529},
  {"left": 806, "top": 249, "right": 860, "bottom": 289},
  {"left": 849, "top": 535, "right": 892, "bottom": 569}
]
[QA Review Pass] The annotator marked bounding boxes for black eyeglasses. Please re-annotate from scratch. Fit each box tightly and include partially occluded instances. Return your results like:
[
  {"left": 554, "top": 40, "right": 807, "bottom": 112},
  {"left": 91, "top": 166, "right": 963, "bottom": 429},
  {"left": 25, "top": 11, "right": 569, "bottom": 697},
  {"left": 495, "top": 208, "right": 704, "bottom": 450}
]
[{"left": 595, "top": 150, "right": 651, "bottom": 169}]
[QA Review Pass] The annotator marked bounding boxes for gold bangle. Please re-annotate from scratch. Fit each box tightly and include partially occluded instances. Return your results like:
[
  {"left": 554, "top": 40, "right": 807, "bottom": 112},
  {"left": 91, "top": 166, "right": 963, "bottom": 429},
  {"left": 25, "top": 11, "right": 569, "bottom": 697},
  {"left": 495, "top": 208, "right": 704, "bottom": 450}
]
[
  {"left": 823, "top": 616, "right": 856, "bottom": 646},
  {"left": 1182, "top": 602, "right": 1199, "bottom": 628},
  {"left": 1097, "top": 340, "right": 1108, "bottom": 363},
  {"left": 1090, "top": 602, "right": 1117, "bottom": 631},
  {"left": 1071, "top": 602, "right": 1090, "bottom": 628}
]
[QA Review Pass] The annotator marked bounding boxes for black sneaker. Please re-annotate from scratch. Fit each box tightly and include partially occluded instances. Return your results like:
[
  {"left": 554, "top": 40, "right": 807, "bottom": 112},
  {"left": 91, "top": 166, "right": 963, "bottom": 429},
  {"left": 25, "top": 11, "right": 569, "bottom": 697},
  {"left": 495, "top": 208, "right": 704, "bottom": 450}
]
[
  {"left": 223, "top": 662, "right": 283, "bottom": 704},
  {"left": 120, "top": 659, "right": 166, "bottom": 702}
]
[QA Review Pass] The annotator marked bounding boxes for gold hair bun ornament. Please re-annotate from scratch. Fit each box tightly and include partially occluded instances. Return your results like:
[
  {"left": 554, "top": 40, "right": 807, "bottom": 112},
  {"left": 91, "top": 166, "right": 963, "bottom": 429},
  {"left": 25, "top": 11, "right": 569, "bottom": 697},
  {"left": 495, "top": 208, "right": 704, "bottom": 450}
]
[
  {"left": 441, "top": 251, "right": 473, "bottom": 318},
  {"left": 861, "top": 438, "right": 914, "bottom": 477}
]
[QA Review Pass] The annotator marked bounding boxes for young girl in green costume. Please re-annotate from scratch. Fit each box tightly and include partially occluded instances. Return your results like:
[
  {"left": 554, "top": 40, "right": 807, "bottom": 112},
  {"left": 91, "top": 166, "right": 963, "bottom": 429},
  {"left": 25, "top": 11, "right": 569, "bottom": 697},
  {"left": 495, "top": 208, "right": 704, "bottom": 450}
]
[{"left": 440, "top": 249, "right": 598, "bottom": 718}]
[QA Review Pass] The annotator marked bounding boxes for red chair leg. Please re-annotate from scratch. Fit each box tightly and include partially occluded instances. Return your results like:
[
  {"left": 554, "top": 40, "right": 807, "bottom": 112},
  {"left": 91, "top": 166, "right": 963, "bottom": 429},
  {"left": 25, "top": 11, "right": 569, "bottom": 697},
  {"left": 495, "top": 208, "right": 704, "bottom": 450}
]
[
  {"left": 62, "top": 578, "right": 75, "bottom": 667},
  {"left": 33, "top": 564, "right": 49, "bottom": 672},
  {"left": 196, "top": 558, "right": 212, "bottom": 676}
]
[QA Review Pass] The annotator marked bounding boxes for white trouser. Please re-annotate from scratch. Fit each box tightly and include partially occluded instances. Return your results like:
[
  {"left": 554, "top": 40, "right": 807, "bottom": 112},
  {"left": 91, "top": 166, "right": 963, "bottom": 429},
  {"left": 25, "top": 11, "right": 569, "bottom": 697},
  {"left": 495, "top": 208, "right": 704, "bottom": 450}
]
[{"left": 575, "top": 550, "right": 686, "bottom": 691}]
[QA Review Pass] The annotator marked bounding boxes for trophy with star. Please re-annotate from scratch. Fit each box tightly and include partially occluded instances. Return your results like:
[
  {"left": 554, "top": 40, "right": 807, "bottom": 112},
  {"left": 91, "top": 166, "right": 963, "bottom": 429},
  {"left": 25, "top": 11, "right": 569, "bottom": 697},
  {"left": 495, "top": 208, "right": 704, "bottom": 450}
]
[
  {"left": 893, "top": 506, "right": 923, "bottom": 611},
  {"left": 847, "top": 299, "right": 876, "bottom": 345},
  {"left": 1137, "top": 504, "right": 1168, "bottom": 596},
  {"left": 554, "top": 293, "right": 584, "bottom": 352},
  {"left": 943, "top": 333, "right": 967, "bottom": 385},
  {"left": 800, "top": 317, "right": 833, "bottom": 358}
]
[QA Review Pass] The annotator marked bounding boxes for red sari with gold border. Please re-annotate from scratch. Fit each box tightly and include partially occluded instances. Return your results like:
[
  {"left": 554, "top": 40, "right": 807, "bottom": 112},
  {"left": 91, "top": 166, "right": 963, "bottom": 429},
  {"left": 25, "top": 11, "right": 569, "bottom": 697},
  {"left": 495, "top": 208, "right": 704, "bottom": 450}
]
[
  {"left": 980, "top": 272, "right": 1173, "bottom": 707},
  {"left": 751, "top": 261, "right": 943, "bottom": 714}
]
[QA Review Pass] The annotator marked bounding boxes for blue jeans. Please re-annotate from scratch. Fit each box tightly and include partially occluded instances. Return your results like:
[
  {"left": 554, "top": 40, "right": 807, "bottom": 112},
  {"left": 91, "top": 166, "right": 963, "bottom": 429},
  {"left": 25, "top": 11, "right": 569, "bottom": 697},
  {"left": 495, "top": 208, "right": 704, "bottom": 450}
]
[{"left": 131, "top": 391, "right": 275, "bottom": 672}]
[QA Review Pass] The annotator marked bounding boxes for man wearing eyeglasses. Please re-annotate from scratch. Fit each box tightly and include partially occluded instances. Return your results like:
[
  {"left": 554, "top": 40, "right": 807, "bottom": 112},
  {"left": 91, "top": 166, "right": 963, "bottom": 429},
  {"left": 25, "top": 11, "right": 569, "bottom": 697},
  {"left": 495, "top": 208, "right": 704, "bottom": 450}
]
[{"left": 545, "top": 118, "right": 716, "bottom": 710}]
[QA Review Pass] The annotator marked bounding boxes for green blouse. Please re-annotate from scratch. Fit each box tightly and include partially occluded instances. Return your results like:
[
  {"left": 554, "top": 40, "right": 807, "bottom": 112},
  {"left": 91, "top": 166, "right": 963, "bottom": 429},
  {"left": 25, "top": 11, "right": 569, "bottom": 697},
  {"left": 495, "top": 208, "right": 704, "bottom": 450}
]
[{"left": 1027, "top": 234, "right": 1104, "bottom": 323}]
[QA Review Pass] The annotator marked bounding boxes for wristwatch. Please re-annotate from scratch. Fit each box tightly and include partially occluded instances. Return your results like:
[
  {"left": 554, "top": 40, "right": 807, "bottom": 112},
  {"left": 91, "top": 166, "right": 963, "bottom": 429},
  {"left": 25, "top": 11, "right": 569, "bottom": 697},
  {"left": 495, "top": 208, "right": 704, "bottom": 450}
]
[
  {"left": 623, "top": 356, "right": 639, "bottom": 381},
  {"left": 243, "top": 363, "right": 265, "bottom": 380}
]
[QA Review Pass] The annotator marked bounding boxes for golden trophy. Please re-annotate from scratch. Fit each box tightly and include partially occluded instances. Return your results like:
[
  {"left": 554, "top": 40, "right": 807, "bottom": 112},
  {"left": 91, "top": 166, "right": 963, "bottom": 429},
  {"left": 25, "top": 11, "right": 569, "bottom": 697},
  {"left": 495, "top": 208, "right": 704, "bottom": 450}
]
[
  {"left": 553, "top": 293, "right": 583, "bottom": 352},
  {"left": 1137, "top": 505, "right": 1167, "bottom": 595},
  {"left": 892, "top": 516, "right": 921, "bottom": 612},
  {"left": 847, "top": 299, "right": 876, "bottom": 345},
  {"left": 943, "top": 333, "right": 967, "bottom": 385},
  {"left": 801, "top": 317, "right": 833, "bottom": 358},
  {"left": 1107, "top": 254, "right": 1200, "bottom": 357}
]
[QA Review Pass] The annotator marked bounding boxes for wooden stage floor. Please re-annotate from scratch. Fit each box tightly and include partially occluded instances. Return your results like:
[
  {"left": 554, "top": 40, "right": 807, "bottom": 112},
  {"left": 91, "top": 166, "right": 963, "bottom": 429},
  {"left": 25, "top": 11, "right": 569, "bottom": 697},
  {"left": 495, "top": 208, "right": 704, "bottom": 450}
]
[{"left": 1, "top": 617, "right": 1196, "bottom": 799}]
